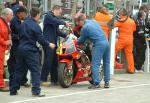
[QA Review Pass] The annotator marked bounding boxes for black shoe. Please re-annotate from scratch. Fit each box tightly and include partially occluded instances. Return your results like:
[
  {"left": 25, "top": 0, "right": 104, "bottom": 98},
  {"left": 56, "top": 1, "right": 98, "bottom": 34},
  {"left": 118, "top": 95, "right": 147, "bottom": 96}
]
[
  {"left": 104, "top": 82, "right": 110, "bottom": 88},
  {"left": 21, "top": 83, "right": 31, "bottom": 88},
  {"left": 10, "top": 91, "right": 18, "bottom": 96},
  {"left": 32, "top": 93, "right": 45, "bottom": 97},
  {"left": 88, "top": 84, "right": 100, "bottom": 89}
]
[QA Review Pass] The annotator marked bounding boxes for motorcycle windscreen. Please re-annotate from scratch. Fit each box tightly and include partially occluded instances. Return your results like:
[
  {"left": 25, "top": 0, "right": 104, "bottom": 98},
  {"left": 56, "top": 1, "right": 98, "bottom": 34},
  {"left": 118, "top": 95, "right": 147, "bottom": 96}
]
[{"left": 64, "top": 36, "right": 77, "bottom": 54}]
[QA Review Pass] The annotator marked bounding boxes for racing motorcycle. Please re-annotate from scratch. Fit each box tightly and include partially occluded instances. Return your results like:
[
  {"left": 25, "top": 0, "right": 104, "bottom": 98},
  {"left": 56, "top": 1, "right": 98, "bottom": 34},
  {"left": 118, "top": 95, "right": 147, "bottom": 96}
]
[{"left": 57, "top": 28, "right": 103, "bottom": 88}]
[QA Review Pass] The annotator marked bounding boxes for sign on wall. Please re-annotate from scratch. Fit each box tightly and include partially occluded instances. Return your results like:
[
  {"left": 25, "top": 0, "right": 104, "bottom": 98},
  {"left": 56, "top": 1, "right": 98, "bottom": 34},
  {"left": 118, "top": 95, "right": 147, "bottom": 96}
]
[{"left": 104, "top": 0, "right": 114, "bottom": 11}]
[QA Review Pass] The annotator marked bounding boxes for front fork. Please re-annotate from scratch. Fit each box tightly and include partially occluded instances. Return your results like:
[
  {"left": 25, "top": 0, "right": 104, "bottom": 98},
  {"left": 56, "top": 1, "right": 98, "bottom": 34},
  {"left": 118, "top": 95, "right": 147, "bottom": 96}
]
[{"left": 59, "top": 59, "right": 73, "bottom": 77}]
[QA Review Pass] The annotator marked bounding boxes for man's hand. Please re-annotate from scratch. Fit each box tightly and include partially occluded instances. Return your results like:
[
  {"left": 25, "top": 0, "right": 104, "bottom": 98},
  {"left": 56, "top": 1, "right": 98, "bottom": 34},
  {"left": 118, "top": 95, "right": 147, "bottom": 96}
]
[
  {"left": 5, "top": 40, "right": 12, "bottom": 46},
  {"left": 73, "top": 39, "right": 77, "bottom": 45},
  {"left": 5, "top": 40, "right": 12, "bottom": 51},
  {"left": 65, "top": 22, "right": 72, "bottom": 27},
  {"left": 49, "top": 43, "right": 56, "bottom": 49}
]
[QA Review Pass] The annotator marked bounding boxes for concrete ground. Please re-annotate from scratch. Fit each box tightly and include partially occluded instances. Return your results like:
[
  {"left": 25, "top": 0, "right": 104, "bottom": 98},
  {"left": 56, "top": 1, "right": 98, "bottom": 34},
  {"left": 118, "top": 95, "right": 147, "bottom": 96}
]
[{"left": 1, "top": 73, "right": 150, "bottom": 103}]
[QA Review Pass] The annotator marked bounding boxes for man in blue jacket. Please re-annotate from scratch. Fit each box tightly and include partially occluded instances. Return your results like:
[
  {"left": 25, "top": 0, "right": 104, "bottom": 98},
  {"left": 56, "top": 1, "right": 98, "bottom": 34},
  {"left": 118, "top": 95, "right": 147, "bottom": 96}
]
[
  {"left": 41, "top": 5, "right": 70, "bottom": 85},
  {"left": 10, "top": 7, "right": 55, "bottom": 96},
  {"left": 11, "top": 0, "right": 24, "bottom": 14},
  {"left": 8, "top": 6, "right": 29, "bottom": 88},
  {"left": 76, "top": 14, "right": 110, "bottom": 89}
]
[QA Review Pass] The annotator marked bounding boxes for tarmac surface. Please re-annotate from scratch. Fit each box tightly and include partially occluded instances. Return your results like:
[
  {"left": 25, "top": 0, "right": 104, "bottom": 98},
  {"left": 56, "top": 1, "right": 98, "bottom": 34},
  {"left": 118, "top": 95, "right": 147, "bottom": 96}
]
[{"left": 1, "top": 73, "right": 150, "bottom": 103}]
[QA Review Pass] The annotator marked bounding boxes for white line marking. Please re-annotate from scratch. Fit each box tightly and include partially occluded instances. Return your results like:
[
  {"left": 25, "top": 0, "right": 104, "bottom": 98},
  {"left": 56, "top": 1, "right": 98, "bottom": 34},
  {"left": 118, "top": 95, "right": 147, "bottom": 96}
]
[{"left": 10, "top": 83, "right": 150, "bottom": 103}]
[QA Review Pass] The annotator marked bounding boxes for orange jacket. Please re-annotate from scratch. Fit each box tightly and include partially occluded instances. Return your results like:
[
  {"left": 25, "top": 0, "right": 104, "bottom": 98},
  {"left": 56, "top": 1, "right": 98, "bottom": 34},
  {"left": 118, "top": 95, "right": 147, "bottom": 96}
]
[
  {"left": 114, "top": 17, "right": 136, "bottom": 40},
  {"left": 0, "top": 17, "right": 10, "bottom": 50},
  {"left": 94, "top": 12, "right": 112, "bottom": 39}
]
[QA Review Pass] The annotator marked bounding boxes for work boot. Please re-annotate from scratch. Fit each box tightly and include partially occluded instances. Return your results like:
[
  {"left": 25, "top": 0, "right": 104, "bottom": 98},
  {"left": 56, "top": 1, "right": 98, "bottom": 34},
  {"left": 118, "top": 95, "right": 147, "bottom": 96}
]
[
  {"left": 0, "top": 87, "right": 9, "bottom": 92},
  {"left": 88, "top": 84, "right": 100, "bottom": 89},
  {"left": 32, "top": 93, "right": 45, "bottom": 97},
  {"left": 104, "top": 82, "right": 110, "bottom": 88},
  {"left": 41, "top": 82, "right": 50, "bottom": 87}
]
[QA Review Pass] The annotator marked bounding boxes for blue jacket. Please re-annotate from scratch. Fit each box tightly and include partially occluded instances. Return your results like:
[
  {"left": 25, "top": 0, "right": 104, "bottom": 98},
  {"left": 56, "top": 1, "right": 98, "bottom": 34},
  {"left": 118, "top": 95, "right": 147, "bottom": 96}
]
[
  {"left": 77, "top": 20, "right": 107, "bottom": 46},
  {"left": 19, "top": 18, "right": 49, "bottom": 51},
  {"left": 43, "top": 11, "right": 67, "bottom": 45},
  {"left": 10, "top": 16, "right": 22, "bottom": 44}
]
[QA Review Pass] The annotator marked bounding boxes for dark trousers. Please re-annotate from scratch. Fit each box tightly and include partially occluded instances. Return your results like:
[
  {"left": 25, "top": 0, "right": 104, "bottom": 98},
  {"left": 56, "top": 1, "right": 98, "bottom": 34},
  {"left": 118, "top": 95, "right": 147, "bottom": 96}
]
[
  {"left": 134, "top": 38, "right": 146, "bottom": 70},
  {"left": 41, "top": 46, "right": 58, "bottom": 83},
  {"left": 8, "top": 43, "right": 28, "bottom": 87},
  {"left": 10, "top": 48, "right": 41, "bottom": 94}
]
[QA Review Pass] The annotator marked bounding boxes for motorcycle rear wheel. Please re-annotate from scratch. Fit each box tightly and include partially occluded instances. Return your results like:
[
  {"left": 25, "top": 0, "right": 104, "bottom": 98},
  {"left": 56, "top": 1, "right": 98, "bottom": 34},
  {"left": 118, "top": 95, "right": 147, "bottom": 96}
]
[{"left": 58, "top": 63, "right": 73, "bottom": 88}]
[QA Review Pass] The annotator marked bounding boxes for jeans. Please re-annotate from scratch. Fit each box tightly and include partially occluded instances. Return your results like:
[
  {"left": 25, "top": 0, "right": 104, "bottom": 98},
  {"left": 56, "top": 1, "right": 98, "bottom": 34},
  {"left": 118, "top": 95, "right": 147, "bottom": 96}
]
[{"left": 91, "top": 40, "right": 110, "bottom": 85}]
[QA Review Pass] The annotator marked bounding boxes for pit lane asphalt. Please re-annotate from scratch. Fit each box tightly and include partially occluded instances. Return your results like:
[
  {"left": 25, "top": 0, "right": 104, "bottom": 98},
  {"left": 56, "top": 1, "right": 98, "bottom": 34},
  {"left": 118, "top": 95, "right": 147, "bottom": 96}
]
[{"left": 1, "top": 73, "right": 150, "bottom": 103}]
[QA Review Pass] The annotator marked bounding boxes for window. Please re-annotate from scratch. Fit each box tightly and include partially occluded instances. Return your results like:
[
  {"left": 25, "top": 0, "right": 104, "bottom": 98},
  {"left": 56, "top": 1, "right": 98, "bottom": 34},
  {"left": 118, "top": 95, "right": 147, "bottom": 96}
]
[{"left": 142, "top": 0, "right": 147, "bottom": 2}]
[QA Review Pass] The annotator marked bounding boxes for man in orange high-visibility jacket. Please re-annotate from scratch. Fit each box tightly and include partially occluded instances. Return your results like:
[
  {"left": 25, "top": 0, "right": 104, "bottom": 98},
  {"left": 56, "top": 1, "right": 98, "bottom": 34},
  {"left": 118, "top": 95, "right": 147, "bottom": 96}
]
[
  {"left": 114, "top": 9, "right": 136, "bottom": 73},
  {"left": 94, "top": 6, "right": 112, "bottom": 39},
  {"left": 0, "top": 8, "right": 13, "bottom": 91}
]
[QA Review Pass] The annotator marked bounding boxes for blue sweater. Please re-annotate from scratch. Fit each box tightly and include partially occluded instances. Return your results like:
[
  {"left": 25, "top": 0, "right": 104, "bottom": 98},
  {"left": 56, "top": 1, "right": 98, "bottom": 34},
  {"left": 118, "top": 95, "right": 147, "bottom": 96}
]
[
  {"left": 19, "top": 18, "right": 49, "bottom": 51},
  {"left": 43, "top": 11, "right": 67, "bottom": 45},
  {"left": 77, "top": 20, "right": 107, "bottom": 46},
  {"left": 10, "top": 16, "right": 22, "bottom": 43}
]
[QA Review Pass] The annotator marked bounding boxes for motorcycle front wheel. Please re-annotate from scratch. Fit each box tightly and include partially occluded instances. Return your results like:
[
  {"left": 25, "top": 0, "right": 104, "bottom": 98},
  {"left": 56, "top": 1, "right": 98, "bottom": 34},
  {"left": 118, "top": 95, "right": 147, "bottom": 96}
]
[{"left": 58, "top": 63, "right": 73, "bottom": 88}]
